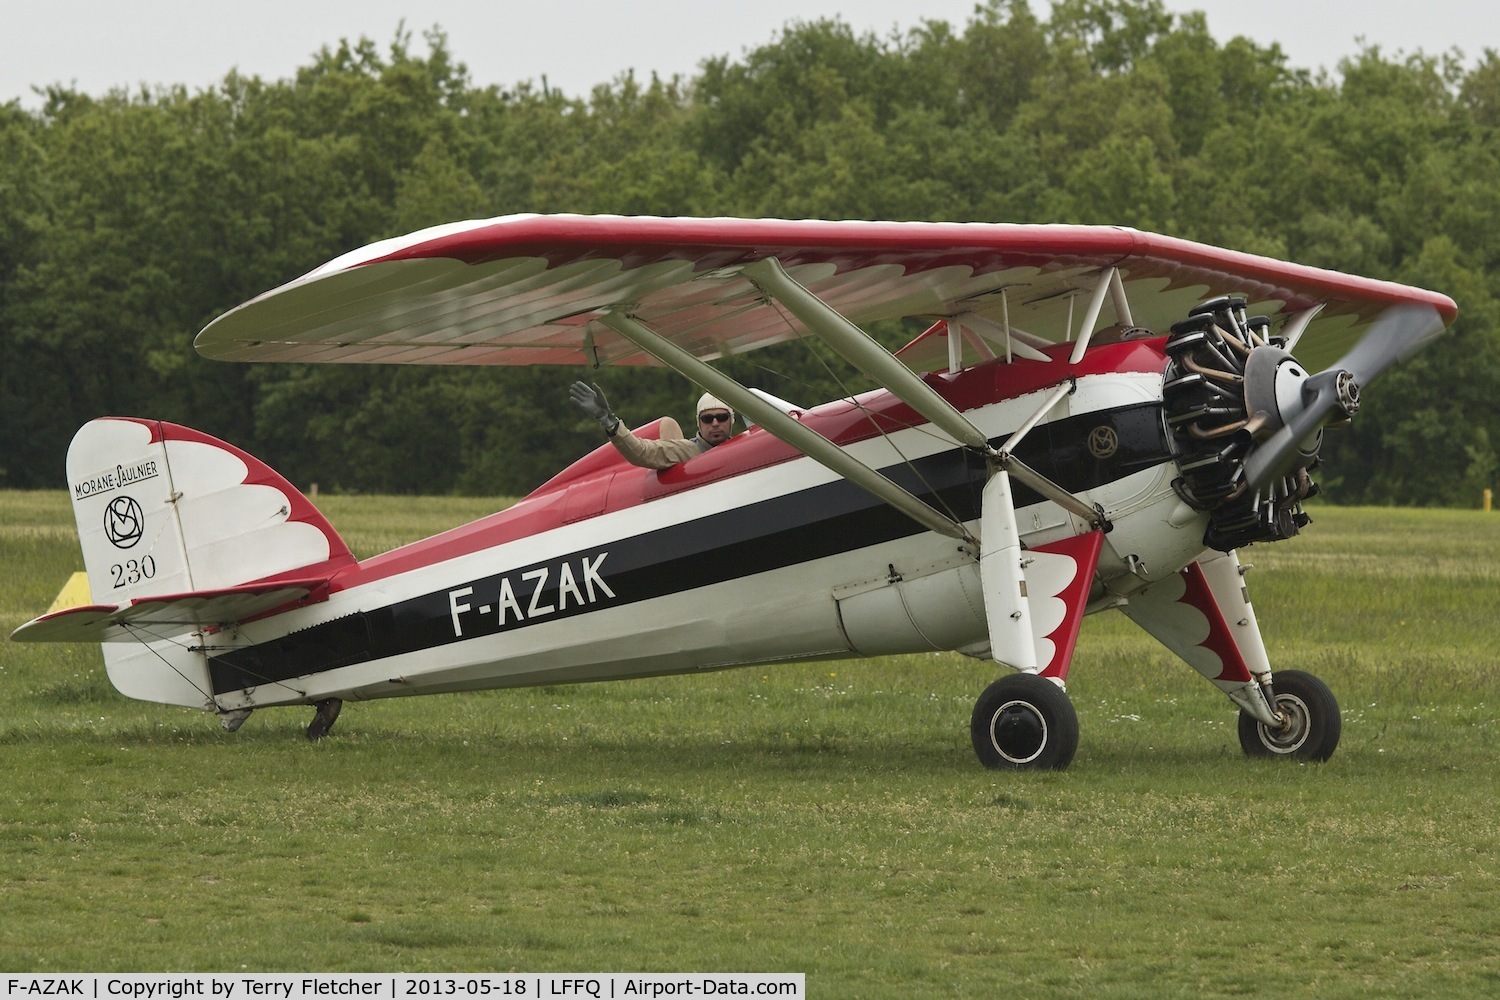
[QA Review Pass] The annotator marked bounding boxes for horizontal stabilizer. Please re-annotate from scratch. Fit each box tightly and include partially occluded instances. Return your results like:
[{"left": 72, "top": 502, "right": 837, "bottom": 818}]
[{"left": 10, "top": 576, "right": 331, "bottom": 643}]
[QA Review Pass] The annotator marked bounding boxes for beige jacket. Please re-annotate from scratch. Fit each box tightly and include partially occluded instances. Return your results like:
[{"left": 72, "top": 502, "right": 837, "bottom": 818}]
[{"left": 606, "top": 417, "right": 710, "bottom": 470}]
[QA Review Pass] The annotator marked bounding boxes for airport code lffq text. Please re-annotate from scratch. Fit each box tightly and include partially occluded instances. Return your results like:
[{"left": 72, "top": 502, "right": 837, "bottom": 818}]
[{"left": 3, "top": 976, "right": 804, "bottom": 1000}]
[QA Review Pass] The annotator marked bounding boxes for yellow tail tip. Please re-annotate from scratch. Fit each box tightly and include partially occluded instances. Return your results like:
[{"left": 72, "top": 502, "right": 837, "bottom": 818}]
[{"left": 47, "top": 572, "right": 93, "bottom": 613}]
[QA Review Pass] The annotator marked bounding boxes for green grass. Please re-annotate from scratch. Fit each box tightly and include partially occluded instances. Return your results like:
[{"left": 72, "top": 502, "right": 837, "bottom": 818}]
[{"left": 3, "top": 491, "right": 1499, "bottom": 995}]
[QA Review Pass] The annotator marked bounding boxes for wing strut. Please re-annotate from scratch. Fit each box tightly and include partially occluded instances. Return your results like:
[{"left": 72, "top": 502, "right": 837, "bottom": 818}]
[
  {"left": 749, "top": 256, "right": 1109, "bottom": 532},
  {"left": 1108, "top": 267, "right": 1134, "bottom": 327},
  {"left": 742, "top": 258, "right": 991, "bottom": 451},
  {"left": 596, "top": 310, "right": 972, "bottom": 543},
  {"left": 1068, "top": 267, "right": 1119, "bottom": 364},
  {"left": 603, "top": 259, "right": 1110, "bottom": 539},
  {"left": 954, "top": 311, "right": 1051, "bottom": 363},
  {"left": 991, "top": 380, "right": 1112, "bottom": 531},
  {"left": 1279, "top": 303, "right": 1324, "bottom": 354}
]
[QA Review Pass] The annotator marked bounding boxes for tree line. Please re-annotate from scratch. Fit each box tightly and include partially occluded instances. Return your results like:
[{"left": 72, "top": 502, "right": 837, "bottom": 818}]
[{"left": 2, "top": 0, "right": 1496, "bottom": 504}]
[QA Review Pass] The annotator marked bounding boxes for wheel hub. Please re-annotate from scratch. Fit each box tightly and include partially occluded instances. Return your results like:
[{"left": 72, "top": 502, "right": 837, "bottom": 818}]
[
  {"left": 990, "top": 701, "right": 1048, "bottom": 764},
  {"left": 1259, "top": 695, "right": 1312, "bottom": 753}
]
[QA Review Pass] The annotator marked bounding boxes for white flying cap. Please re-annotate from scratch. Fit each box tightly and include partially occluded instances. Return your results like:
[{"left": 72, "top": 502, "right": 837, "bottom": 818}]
[{"left": 696, "top": 392, "right": 733, "bottom": 418}]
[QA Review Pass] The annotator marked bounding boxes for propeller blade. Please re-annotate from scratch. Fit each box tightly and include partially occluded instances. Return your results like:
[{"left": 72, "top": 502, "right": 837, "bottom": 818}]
[
  {"left": 1333, "top": 303, "right": 1446, "bottom": 386},
  {"left": 1242, "top": 304, "right": 1446, "bottom": 491}
]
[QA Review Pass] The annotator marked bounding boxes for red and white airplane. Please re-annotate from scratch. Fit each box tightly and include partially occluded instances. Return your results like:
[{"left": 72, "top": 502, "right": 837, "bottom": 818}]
[{"left": 12, "top": 216, "right": 1456, "bottom": 768}]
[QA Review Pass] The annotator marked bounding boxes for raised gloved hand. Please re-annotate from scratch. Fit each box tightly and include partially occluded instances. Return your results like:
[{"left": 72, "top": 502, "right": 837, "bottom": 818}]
[{"left": 569, "top": 381, "right": 619, "bottom": 435}]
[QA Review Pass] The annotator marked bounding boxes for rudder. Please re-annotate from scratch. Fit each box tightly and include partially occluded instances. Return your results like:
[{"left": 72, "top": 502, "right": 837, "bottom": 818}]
[{"left": 65, "top": 417, "right": 354, "bottom": 708}]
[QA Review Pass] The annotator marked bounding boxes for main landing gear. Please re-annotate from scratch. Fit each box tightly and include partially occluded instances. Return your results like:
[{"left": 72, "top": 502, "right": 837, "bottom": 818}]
[
  {"left": 969, "top": 669, "right": 1341, "bottom": 769},
  {"left": 970, "top": 673, "right": 1079, "bottom": 770}
]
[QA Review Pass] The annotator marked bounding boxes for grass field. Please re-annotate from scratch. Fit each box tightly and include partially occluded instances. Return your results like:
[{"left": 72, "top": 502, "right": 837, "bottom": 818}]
[{"left": 3, "top": 490, "right": 1498, "bottom": 995}]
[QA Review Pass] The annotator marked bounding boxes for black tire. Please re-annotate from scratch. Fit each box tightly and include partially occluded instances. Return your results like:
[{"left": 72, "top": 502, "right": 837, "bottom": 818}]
[
  {"left": 1238, "top": 669, "right": 1340, "bottom": 761},
  {"left": 971, "top": 673, "right": 1080, "bottom": 770},
  {"left": 306, "top": 698, "right": 343, "bottom": 741}
]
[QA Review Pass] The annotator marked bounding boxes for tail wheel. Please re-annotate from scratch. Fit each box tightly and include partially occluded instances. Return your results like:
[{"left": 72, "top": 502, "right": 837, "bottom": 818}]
[
  {"left": 971, "top": 673, "right": 1079, "bottom": 770},
  {"left": 1238, "top": 669, "right": 1341, "bottom": 761}
]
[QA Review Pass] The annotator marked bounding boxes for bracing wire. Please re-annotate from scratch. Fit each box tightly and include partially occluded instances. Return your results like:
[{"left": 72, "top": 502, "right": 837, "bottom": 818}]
[
  {"left": 117, "top": 619, "right": 311, "bottom": 709},
  {"left": 762, "top": 298, "right": 972, "bottom": 530}
]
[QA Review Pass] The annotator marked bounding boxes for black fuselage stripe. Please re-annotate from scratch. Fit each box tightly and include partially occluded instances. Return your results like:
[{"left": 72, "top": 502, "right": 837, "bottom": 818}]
[{"left": 208, "top": 402, "right": 1169, "bottom": 693}]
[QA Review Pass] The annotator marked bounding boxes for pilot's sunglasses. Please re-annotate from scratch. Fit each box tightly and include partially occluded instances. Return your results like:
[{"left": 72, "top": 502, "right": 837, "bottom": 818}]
[{"left": 700, "top": 412, "right": 732, "bottom": 424}]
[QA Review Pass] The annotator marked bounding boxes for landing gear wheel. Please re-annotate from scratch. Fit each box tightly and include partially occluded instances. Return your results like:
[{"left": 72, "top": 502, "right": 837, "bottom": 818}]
[
  {"left": 971, "top": 673, "right": 1079, "bottom": 770},
  {"left": 1238, "top": 670, "right": 1340, "bottom": 761},
  {"left": 306, "top": 698, "right": 343, "bottom": 741}
]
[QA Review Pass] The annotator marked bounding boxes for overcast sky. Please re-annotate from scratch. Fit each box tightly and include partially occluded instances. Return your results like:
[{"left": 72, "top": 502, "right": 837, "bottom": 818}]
[{"left": 2, "top": 0, "right": 1494, "bottom": 109}]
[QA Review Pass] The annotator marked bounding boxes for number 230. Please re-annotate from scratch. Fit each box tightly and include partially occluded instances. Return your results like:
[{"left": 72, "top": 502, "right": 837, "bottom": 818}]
[{"left": 111, "top": 556, "right": 156, "bottom": 588}]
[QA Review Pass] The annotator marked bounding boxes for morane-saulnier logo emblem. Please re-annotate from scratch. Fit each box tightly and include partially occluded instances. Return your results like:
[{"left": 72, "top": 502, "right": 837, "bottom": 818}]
[
  {"left": 104, "top": 495, "right": 145, "bottom": 549},
  {"left": 1087, "top": 425, "right": 1119, "bottom": 460}
]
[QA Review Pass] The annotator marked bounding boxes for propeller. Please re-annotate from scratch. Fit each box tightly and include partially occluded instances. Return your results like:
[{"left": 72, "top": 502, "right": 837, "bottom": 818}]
[{"left": 1241, "top": 304, "right": 1445, "bottom": 491}]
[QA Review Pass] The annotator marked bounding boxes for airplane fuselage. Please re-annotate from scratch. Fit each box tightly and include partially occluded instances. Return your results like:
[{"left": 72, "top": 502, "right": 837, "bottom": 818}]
[{"left": 197, "top": 338, "right": 1205, "bottom": 711}]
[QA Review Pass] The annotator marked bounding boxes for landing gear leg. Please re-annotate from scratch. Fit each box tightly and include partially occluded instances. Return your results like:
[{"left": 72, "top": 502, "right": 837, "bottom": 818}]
[{"left": 306, "top": 698, "right": 343, "bottom": 740}]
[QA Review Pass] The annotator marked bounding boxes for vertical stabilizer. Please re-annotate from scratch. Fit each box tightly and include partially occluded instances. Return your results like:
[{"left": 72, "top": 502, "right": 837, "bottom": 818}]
[
  {"left": 64, "top": 418, "right": 354, "bottom": 708},
  {"left": 68, "top": 418, "right": 194, "bottom": 603}
]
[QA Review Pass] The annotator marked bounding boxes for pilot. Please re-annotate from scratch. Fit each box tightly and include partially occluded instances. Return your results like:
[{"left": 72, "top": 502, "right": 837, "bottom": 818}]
[{"left": 569, "top": 381, "right": 737, "bottom": 470}]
